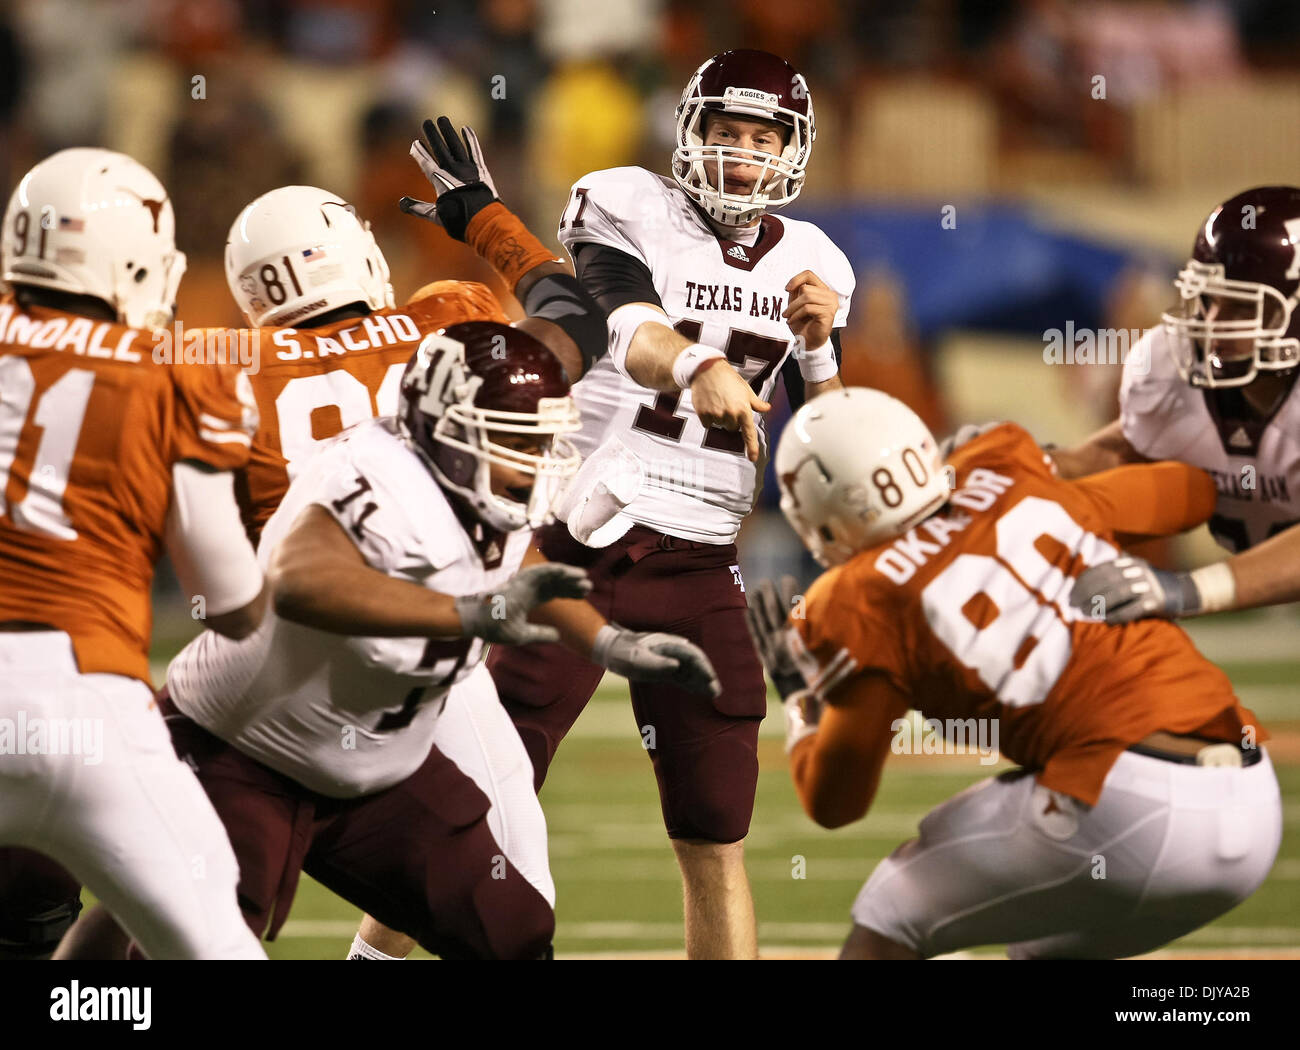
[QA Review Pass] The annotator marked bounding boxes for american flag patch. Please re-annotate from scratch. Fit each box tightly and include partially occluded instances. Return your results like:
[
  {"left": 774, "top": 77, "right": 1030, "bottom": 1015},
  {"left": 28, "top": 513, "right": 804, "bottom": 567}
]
[
  {"left": 301, "top": 247, "right": 327, "bottom": 262},
  {"left": 58, "top": 216, "right": 85, "bottom": 231}
]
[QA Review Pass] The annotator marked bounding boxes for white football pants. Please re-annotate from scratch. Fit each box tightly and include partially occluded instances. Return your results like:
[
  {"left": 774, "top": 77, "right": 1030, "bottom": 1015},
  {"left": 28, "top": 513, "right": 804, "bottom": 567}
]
[
  {"left": 0, "top": 633, "right": 264, "bottom": 959},
  {"left": 433, "top": 661, "right": 555, "bottom": 906},
  {"left": 853, "top": 748, "right": 1282, "bottom": 958}
]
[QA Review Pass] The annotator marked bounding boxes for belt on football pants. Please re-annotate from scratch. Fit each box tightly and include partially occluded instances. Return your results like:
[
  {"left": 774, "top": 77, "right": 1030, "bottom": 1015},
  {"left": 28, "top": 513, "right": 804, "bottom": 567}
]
[
  {"left": 1128, "top": 730, "right": 1262, "bottom": 768},
  {"left": 622, "top": 524, "right": 719, "bottom": 552}
]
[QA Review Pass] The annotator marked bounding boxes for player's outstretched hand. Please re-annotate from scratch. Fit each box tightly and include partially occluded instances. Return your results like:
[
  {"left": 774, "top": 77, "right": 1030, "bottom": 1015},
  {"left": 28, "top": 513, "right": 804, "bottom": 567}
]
[
  {"left": 399, "top": 116, "right": 500, "bottom": 242},
  {"left": 937, "top": 421, "right": 1001, "bottom": 460},
  {"left": 689, "top": 362, "right": 771, "bottom": 462},
  {"left": 454, "top": 564, "right": 593, "bottom": 646},
  {"left": 592, "top": 625, "right": 721, "bottom": 697},
  {"left": 1070, "top": 555, "right": 1200, "bottom": 624},
  {"left": 746, "top": 576, "right": 823, "bottom": 752},
  {"left": 744, "top": 576, "right": 808, "bottom": 699}
]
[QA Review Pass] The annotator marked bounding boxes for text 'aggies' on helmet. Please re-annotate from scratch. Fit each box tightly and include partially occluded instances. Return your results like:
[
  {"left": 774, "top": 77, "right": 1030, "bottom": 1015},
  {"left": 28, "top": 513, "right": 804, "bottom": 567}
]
[
  {"left": 398, "top": 321, "right": 582, "bottom": 533},
  {"left": 1163, "top": 185, "right": 1300, "bottom": 388},
  {"left": 672, "top": 49, "right": 816, "bottom": 228}
]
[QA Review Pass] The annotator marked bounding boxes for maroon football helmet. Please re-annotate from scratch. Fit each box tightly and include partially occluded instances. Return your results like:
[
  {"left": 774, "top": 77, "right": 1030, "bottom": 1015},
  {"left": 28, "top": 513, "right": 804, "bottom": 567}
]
[
  {"left": 673, "top": 49, "right": 816, "bottom": 227},
  {"left": 1162, "top": 185, "right": 1300, "bottom": 387},
  {"left": 398, "top": 321, "right": 581, "bottom": 530}
]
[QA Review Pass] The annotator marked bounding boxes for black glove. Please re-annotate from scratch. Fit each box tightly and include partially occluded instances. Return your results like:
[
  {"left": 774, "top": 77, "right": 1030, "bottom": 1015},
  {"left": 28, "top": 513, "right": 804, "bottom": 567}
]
[
  {"left": 745, "top": 576, "right": 809, "bottom": 700},
  {"left": 399, "top": 116, "right": 500, "bottom": 242}
]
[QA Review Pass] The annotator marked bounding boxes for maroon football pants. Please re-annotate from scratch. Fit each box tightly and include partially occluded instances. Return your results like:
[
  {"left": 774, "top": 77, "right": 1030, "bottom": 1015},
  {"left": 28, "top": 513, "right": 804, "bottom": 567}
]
[
  {"left": 489, "top": 523, "right": 767, "bottom": 843},
  {"left": 158, "top": 693, "right": 553, "bottom": 960}
]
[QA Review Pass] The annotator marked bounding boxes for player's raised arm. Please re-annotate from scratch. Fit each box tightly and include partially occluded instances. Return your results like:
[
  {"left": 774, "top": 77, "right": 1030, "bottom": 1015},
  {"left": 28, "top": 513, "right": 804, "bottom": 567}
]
[
  {"left": 783, "top": 270, "right": 843, "bottom": 399},
  {"left": 565, "top": 242, "right": 771, "bottom": 460},
  {"left": 400, "top": 117, "right": 607, "bottom": 382},
  {"left": 1049, "top": 418, "right": 1149, "bottom": 479}
]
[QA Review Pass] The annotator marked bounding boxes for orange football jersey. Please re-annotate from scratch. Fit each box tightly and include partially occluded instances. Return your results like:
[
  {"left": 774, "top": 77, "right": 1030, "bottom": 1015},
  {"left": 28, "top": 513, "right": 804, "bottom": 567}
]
[
  {"left": 0, "top": 295, "right": 256, "bottom": 683},
  {"left": 791, "top": 423, "right": 1262, "bottom": 805},
  {"left": 237, "top": 280, "right": 508, "bottom": 542}
]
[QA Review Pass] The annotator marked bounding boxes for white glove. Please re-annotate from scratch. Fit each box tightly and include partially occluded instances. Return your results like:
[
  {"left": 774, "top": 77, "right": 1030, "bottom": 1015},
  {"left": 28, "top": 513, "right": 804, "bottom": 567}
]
[
  {"left": 592, "top": 624, "right": 721, "bottom": 697},
  {"left": 454, "top": 564, "right": 592, "bottom": 646},
  {"left": 938, "top": 421, "right": 1000, "bottom": 460}
]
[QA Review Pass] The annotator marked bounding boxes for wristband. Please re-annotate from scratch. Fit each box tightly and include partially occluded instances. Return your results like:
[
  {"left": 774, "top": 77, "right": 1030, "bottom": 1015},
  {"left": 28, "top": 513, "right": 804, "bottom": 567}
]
[
  {"left": 795, "top": 340, "right": 837, "bottom": 383},
  {"left": 671, "top": 343, "right": 726, "bottom": 390},
  {"left": 1188, "top": 562, "right": 1237, "bottom": 614},
  {"left": 465, "top": 202, "right": 560, "bottom": 290}
]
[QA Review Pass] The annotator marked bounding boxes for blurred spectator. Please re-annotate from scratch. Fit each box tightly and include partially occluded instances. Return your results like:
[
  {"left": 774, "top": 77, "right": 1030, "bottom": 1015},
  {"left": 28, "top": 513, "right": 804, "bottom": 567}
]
[
  {"left": 13, "top": 0, "right": 137, "bottom": 152},
  {"left": 843, "top": 268, "right": 949, "bottom": 435},
  {"left": 0, "top": 13, "right": 25, "bottom": 187},
  {"left": 276, "top": 0, "right": 400, "bottom": 63},
  {"left": 531, "top": 60, "right": 644, "bottom": 217},
  {"left": 537, "top": 0, "right": 661, "bottom": 63},
  {"left": 166, "top": 76, "right": 306, "bottom": 325}
]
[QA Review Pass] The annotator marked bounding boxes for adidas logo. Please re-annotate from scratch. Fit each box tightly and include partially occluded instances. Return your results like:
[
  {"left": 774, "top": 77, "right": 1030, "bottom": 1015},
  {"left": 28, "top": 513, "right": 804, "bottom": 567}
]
[
  {"left": 484, "top": 540, "right": 501, "bottom": 562},
  {"left": 727, "top": 244, "right": 749, "bottom": 261},
  {"left": 1229, "top": 426, "right": 1251, "bottom": 448}
]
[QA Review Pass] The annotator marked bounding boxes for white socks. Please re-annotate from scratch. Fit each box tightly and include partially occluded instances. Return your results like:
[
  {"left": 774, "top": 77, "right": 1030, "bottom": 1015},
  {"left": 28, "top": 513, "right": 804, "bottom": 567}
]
[{"left": 346, "top": 933, "right": 405, "bottom": 960}]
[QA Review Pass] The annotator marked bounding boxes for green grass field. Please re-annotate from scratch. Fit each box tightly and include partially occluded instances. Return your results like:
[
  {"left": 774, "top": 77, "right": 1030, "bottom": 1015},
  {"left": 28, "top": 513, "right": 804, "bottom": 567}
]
[{"left": 145, "top": 609, "right": 1300, "bottom": 960}]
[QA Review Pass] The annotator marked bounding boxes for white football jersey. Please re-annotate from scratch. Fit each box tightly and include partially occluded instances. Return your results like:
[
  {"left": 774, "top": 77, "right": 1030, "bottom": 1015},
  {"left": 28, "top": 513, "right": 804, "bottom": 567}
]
[
  {"left": 167, "top": 418, "right": 531, "bottom": 798},
  {"left": 1120, "top": 326, "right": 1300, "bottom": 552},
  {"left": 558, "top": 166, "right": 855, "bottom": 544}
]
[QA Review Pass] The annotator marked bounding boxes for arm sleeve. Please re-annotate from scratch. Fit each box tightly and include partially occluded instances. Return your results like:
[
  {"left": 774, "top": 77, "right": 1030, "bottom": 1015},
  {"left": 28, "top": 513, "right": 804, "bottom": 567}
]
[
  {"left": 1070, "top": 461, "right": 1217, "bottom": 541},
  {"left": 166, "top": 462, "right": 263, "bottom": 616},
  {"left": 782, "top": 328, "right": 844, "bottom": 410},
  {"left": 788, "top": 671, "right": 911, "bottom": 825},
  {"left": 571, "top": 242, "right": 662, "bottom": 315},
  {"left": 789, "top": 566, "right": 911, "bottom": 701},
  {"left": 170, "top": 360, "right": 259, "bottom": 471}
]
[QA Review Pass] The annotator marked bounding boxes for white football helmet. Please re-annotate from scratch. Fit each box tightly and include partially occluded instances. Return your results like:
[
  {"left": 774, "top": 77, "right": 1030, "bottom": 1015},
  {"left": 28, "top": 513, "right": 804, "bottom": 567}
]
[
  {"left": 226, "top": 186, "right": 394, "bottom": 328},
  {"left": 775, "top": 388, "right": 951, "bottom": 567},
  {"left": 673, "top": 49, "right": 816, "bottom": 228},
  {"left": 2, "top": 148, "right": 186, "bottom": 330}
]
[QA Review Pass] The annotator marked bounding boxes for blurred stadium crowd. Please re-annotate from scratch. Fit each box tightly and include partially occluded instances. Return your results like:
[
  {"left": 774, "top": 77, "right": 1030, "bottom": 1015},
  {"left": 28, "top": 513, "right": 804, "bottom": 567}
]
[{"left": 2, "top": 0, "right": 1299, "bottom": 582}]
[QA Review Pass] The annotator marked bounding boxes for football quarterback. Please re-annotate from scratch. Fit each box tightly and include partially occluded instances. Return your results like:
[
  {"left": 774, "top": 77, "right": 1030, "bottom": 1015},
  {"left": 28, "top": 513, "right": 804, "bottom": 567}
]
[
  {"left": 478, "top": 48, "right": 855, "bottom": 958},
  {"left": 1051, "top": 187, "right": 1300, "bottom": 623},
  {"left": 750, "top": 388, "right": 1279, "bottom": 959}
]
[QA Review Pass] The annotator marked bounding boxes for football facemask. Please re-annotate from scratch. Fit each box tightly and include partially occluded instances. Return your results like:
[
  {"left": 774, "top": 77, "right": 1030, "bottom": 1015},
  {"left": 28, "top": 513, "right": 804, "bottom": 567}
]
[{"left": 1163, "top": 261, "right": 1300, "bottom": 388}]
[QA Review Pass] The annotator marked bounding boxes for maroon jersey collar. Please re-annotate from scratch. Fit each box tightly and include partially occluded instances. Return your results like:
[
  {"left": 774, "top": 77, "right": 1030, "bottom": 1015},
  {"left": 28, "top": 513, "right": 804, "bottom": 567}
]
[
  {"left": 1202, "top": 373, "right": 1298, "bottom": 457},
  {"left": 682, "top": 194, "right": 786, "bottom": 271}
]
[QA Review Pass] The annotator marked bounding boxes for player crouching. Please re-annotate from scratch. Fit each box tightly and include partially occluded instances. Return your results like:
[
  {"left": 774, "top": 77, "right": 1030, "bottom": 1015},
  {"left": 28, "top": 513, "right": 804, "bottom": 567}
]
[
  {"left": 156, "top": 324, "right": 718, "bottom": 959},
  {"left": 747, "top": 388, "right": 1281, "bottom": 959}
]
